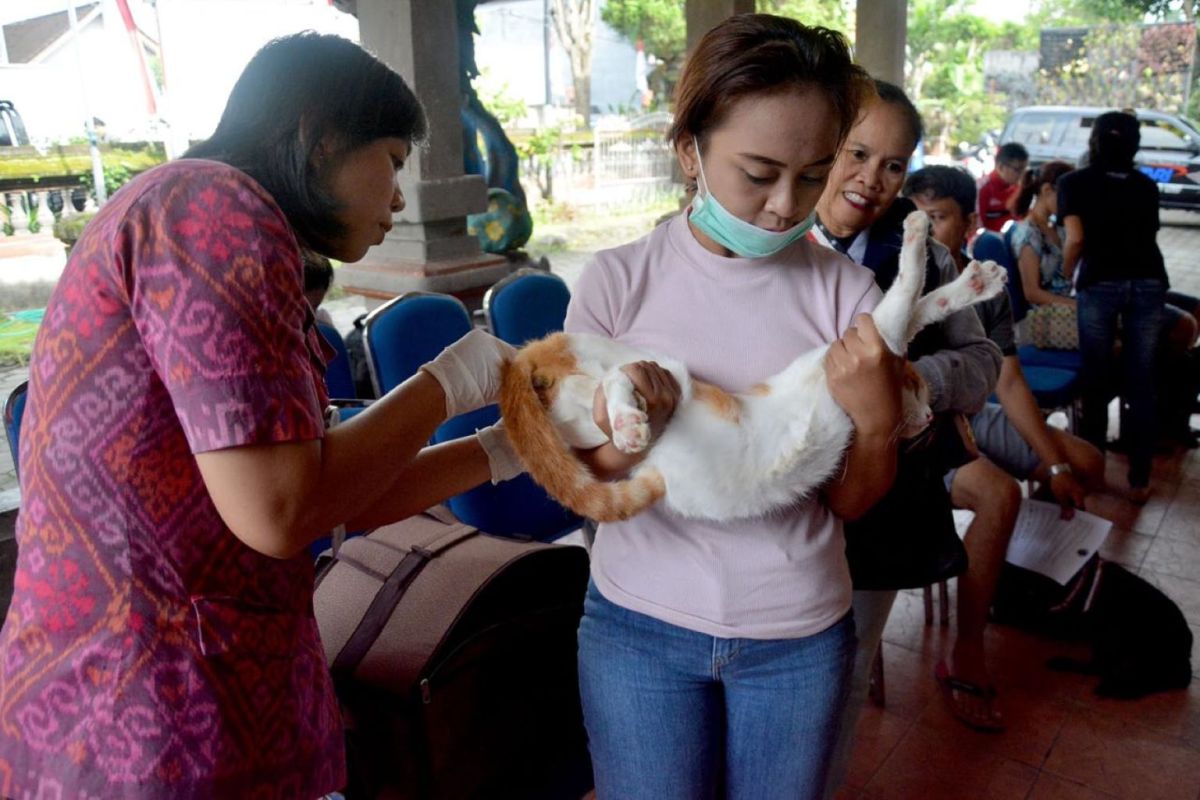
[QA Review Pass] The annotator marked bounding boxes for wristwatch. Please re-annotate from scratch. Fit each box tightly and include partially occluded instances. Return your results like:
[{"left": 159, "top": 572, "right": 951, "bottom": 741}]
[{"left": 1049, "top": 462, "right": 1073, "bottom": 477}]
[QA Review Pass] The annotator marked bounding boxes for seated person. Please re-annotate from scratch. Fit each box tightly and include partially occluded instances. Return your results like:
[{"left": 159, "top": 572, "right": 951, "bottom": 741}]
[
  {"left": 906, "top": 166, "right": 1106, "bottom": 506},
  {"left": 978, "top": 142, "right": 1027, "bottom": 233},
  {"left": 810, "top": 83, "right": 1006, "bottom": 746},
  {"left": 1009, "top": 160, "right": 1075, "bottom": 309}
]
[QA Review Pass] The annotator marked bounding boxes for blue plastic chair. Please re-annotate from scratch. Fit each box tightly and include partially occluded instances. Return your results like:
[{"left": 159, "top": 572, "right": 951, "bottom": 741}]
[
  {"left": 364, "top": 293, "right": 474, "bottom": 400},
  {"left": 363, "top": 291, "right": 578, "bottom": 541},
  {"left": 1022, "top": 364, "right": 1082, "bottom": 430},
  {"left": 1022, "top": 365, "right": 1080, "bottom": 409},
  {"left": 1017, "top": 344, "right": 1082, "bottom": 373},
  {"left": 483, "top": 268, "right": 572, "bottom": 346},
  {"left": 315, "top": 321, "right": 358, "bottom": 400},
  {"left": 973, "top": 230, "right": 1027, "bottom": 323},
  {"left": 4, "top": 381, "right": 26, "bottom": 479}
]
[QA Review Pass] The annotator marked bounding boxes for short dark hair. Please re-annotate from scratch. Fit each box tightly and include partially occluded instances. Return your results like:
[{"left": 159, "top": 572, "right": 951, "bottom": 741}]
[
  {"left": 1011, "top": 160, "right": 1073, "bottom": 216},
  {"left": 903, "top": 165, "right": 975, "bottom": 218},
  {"left": 997, "top": 142, "right": 1029, "bottom": 166},
  {"left": 667, "top": 14, "right": 872, "bottom": 152},
  {"left": 185, "top": 32, "right": 426, "bottom": 254},
  {"left": 1089, "top": 111, "right": 1140, "bottom": 171},
  {"left": 302, "top": 250, "right": 334, "bottom": 294},
  {"left": 873, "top": 79, "right": 923, "bottom": 152}
]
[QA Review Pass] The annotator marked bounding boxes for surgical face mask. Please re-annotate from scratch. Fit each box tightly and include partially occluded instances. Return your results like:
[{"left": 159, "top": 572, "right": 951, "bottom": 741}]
[{"left": 689, "top": 149, "right": 815, "bottom": 258}]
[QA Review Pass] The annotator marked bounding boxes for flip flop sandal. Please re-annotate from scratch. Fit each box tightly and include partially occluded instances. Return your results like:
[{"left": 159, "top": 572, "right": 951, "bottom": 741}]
[{"left": 935, "top": 660, "right": 1005, "bottom": 733}]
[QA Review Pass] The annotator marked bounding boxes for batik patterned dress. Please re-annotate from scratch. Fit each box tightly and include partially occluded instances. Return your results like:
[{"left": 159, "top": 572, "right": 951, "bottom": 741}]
[{"left": 0, "top": 159, "right": 345, "bottom": 799}]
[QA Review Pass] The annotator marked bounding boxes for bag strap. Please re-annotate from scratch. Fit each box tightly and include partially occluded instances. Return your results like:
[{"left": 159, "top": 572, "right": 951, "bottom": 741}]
[
  {"left": 328, "top": 509, "right": 476, "bottom": 678},
  {"left": 330, "top": 548, "right": 431, "bottom": 677}
]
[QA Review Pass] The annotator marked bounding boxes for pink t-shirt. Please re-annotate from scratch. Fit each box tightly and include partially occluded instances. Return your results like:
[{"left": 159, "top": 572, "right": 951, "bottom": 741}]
[{"left": 565, "top": 213, "right": 882, "bottom": 639}]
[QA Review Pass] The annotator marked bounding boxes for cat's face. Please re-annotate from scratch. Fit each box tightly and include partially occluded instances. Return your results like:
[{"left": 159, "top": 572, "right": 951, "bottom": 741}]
[{"left": 898, "top": 363, "right": 933, "bottom": 439}]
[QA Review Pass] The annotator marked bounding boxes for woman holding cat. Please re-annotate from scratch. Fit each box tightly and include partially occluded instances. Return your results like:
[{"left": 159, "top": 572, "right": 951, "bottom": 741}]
[
  {"left": 564, "top": 15, "right": 903, "bottom": 799},
  {"left": 809, "top": 82, "right": 1006, "bottom": 790}
]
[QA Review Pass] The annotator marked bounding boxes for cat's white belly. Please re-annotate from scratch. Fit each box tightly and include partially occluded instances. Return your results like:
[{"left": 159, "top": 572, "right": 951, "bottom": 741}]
[{"left": 642, "top": 388, "right": 855, "bottom": 520}]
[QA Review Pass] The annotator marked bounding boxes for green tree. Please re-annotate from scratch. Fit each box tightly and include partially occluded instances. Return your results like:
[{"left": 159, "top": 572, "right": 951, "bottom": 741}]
[
  {"left": 903, "top": 0, "right": 1011, "bottom": 148},
  {"left": 760, "top": 0, "right": 851, "bottom": 32},
  {"left": 551, "top": 0, "right": 598, "bottom": 127},
  {"left": 601, "top": 0, "right": 856, "bottom": 110},
  {"left": 1034, "top": 24, "right": 1194, "bottom": 112},
  {"left": 1079, "top": 0, "right": 1195, "bottom": 21},
  {"left": 1073, "top": 0, "right": 1200, "bottom": 116},
  {"left": 600, "top": 0, "right": 685, "bottom": 110},
  {"left": 600, "top": 0, "right": 685, "bottom": 61}
]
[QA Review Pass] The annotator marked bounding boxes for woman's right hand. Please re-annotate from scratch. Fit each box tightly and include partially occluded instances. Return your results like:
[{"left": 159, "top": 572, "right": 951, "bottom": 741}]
[
  {"left": 420, "top": 329, "right": 517, "bottom": 419},
  {"left": 591, "top": 361, "right": 682, "bottom": 445},
  {"left": 825, "top": 314, "right": 904, "bottom": 439}
]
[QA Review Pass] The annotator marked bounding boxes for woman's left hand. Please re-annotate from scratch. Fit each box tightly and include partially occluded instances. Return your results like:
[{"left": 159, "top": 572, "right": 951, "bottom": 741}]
[{"left": 825, "top": 313, "right": 904, "bottom": 438}]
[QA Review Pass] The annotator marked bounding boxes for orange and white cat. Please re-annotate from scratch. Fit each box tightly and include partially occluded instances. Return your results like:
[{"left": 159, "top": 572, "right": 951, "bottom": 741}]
[{"left": 499, "top": 212, "right": 1005, "bottom": 522}]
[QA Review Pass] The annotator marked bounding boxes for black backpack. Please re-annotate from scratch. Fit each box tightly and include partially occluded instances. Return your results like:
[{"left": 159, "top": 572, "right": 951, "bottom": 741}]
[{"left": 992, "top": 556, "right": 1193, "bottom": 698}]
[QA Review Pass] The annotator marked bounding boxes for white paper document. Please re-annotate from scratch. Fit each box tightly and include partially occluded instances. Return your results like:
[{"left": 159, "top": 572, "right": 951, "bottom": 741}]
[{"left": 1002, "top": 499, "right": 1113, "bottom": 584}]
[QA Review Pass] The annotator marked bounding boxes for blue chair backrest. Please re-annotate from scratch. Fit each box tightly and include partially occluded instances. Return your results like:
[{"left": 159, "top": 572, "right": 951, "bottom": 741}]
[
  {"left": 484, "top": 269, "right": 572, "bottom": 346},
  {"left": 363, "top": 293, "right": 474, "bottom": 397},
  {"left": 4, "top": 381, "right": 26, "bottom": 477},
  {"left": 973, "top": 230, "right": 1028, "bottom": 323},
  {"left": 1002, "top": 222, "right": 1016, "bottom": 256},
  {"left": 315, "top": 321, "right": 357, "bottom": 400},
  {"left": 362, "top": 292, "right": 579, "bottom": 541}
]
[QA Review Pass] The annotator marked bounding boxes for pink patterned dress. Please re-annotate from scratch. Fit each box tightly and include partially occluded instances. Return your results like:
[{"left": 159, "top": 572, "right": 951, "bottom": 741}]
[{"left": 0, "top": 160, "right": 345, "bottom": 798}]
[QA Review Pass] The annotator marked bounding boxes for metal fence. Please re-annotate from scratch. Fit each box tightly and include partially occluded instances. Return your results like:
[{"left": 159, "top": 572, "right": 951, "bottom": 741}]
[{"left": 525, "top": 112, "right": 678, "bottom": 209}]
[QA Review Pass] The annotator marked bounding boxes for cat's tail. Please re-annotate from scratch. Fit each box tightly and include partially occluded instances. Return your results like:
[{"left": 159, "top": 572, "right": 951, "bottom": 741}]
[{"left": 499, "top": 350, "right": 666, "bottom": 523}]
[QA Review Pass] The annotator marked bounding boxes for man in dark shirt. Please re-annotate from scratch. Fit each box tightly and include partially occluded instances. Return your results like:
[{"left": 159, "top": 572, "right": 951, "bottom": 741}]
[{"left": 1060, "top": 111, "right": 1168, "bottom": 502}]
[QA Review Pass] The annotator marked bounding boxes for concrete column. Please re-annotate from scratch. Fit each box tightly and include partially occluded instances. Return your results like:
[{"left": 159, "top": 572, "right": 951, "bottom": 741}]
[
  {"left": 337, "top": 0, "right": 509, "bottom": 307},
  {"left": 674, "top": 0, "right": 753, "bottom": 191},
  {"left": 685, "top": 0, "right": 755, "bottom": 53},
  {"left": 855, "top": 0, "right": 907, "bottom": 85}
]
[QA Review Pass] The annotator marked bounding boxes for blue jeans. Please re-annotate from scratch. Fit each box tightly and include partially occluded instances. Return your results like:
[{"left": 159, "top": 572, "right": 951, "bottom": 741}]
[
  {"left": 577, "top": 582, "right": 856, "bottom": 800},
  {"left": 1077, "top": 279, "right": 1167, "bottom": 488}
]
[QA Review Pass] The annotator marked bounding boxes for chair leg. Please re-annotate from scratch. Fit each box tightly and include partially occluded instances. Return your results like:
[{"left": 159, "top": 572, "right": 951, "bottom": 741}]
[
  {"left": 868, "top": 645, "right": 886, "bottom": 708},
  {"left": 923, "top": 584, "right": 934, "bottom": 626}
]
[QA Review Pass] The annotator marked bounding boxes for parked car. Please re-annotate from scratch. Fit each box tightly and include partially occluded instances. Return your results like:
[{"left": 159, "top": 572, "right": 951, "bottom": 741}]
[
  {"left": 1001, "top": 105, "right": 1200, "bottom": 211},
  {"left": 0, "top": 101, "right": 29, "bottom": 147}
]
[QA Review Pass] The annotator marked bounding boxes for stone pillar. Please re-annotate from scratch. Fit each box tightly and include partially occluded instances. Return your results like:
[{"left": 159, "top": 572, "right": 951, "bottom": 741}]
[
  {"left": 685, "top": 0, "right": 755, "bottom": 53},
  {"left": 855, "top": 0, "right": 907, "bottom": 85},
  {"left": 674, "top": 0, "right": 754, "bottom": 192},
  {"left": 336, "top": 0, "right": 509, "bottom": 309}
]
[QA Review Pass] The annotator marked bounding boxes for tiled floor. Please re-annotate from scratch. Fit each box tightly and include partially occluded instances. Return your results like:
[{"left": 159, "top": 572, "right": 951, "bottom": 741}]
[{"left": 834, "top": 443, "right": 1200, "bottom": 800}]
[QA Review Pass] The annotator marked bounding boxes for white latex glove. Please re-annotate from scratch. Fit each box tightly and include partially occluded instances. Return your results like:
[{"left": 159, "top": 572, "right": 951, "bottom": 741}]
[
  {"left": 419, "top": 329, "right": 517, "bottom": 419},
  {"left": 476, "top": 420, "right": 525, "bottom": 484}
]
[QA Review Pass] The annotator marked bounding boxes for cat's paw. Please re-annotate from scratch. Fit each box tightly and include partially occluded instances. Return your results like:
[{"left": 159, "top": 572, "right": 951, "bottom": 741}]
[
  {"left": 961, "top": 259, "right": 1007, "bottom": 300},
  {"left": 610, "top": 406, "right": 650, "bottom": 453},
  {"left": 902, "top": 210, "right": 929, "bottom": 245}
]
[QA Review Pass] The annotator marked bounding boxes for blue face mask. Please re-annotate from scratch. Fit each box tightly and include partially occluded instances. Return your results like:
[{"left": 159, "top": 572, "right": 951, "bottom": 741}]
[{"left": 689, "top": 149, "right": 815, "bottom": 258}]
